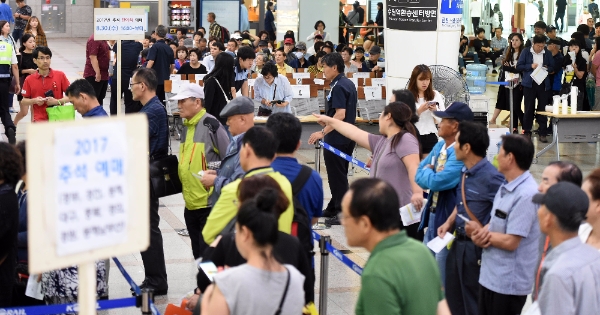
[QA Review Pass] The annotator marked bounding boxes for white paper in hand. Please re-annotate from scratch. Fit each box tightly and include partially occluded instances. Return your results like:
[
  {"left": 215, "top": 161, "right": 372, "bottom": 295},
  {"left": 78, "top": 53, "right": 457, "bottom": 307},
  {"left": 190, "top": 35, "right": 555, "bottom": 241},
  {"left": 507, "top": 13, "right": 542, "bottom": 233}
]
[
  {"left": 427, "top": 232, "right": 455, "bottom": 253},
  {"left": 25, "top": 274, "right": 43, "bottom": 300},
  {"left": 399, "top": 203, "right": 423, "bottom": 226},
  {"left": 199, "top": 261, "right": 218, "bottom": 282},
  {"left": 522, "top": 302, "right": 541, "bottom": 315}
]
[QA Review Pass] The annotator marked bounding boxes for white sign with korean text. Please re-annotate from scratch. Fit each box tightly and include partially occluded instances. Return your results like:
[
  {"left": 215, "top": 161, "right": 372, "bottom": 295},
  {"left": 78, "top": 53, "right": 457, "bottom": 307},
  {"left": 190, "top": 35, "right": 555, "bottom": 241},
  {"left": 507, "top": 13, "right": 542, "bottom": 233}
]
[
  {"left": 94, "top": 8, "right": 147, "bottom": 40},
  {"left": 371, "top": 78, "right": 386, "bottom": 87},
  {"left": 292, "top": 85, "right": 310, "bottom": 99},
  {"left": 364, "top": 86, "right": 382, "bottom": 101},
  {"left": 353, "top": 72, "right": 371, "bottom": 79},
  {"left": 28, "top": 115, "right": 149, "bottom": 274},
  {"left": 293, "top": 72, "right": 311, "bottom": 79},
  {"left": 53, "top": 123, "right": 129, "bottom": 256}
]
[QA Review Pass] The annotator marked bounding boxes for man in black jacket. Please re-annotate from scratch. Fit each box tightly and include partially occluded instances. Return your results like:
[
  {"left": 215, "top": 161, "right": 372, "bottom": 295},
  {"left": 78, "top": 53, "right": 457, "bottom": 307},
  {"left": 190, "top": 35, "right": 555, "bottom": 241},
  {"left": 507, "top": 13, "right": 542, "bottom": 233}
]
[
  {"left": 555, "top": 0, "right": 568, "bottom": 33},
  {"left": 110, "top": 40, "right": 143, "bottom": 115}
]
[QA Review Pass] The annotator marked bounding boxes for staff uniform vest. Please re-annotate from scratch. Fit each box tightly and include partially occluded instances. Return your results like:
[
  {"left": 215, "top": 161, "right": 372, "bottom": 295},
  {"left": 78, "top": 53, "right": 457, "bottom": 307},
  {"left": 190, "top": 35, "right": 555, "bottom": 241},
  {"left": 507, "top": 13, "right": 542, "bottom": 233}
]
[{"left": 0, "top": 41, "right": 13, "bottom": 78}]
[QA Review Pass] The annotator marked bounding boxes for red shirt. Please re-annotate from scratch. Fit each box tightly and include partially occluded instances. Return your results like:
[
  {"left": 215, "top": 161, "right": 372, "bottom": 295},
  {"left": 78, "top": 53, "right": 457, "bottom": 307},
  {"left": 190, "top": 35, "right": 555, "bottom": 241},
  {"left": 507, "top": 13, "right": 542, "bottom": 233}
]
[
  {"left": 83, "top": 35, "right": 110, "bottom": 80},
  {"left": 22, "top": 69, "right": 70, "bottom": 122}
]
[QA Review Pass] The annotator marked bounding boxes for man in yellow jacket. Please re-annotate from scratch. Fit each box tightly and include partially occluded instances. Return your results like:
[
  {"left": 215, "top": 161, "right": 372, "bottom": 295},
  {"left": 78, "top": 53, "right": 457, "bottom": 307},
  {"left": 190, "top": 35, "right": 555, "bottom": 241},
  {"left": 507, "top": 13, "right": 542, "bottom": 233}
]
[
  {"left": 203, "top": 121, "right": 294, "bottom": 245},
  {"left": 173, "top": 83, "right": 230, "bottom": 259}
]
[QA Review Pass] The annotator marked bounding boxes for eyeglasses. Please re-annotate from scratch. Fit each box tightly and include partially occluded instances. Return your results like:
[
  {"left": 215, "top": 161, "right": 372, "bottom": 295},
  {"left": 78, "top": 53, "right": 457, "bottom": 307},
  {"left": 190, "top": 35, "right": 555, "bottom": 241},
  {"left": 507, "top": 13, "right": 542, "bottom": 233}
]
[{"left": 129, "top": 81, "right": 143, "bottom": 88}]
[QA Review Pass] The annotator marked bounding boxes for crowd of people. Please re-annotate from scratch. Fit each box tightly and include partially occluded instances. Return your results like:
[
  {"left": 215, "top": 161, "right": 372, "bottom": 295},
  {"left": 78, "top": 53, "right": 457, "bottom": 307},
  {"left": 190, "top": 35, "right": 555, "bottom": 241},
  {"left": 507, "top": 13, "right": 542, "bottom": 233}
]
[{"left": 1, "top": 3, "right": 600, "bottom": 315}]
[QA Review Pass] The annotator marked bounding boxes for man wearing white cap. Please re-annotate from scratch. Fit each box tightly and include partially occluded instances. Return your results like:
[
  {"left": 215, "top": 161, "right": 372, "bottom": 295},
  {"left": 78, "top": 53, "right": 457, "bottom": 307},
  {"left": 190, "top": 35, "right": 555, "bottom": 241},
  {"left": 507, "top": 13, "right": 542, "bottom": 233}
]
[{"left": 172, "top": 82, "right": 230, "bottom": 259}]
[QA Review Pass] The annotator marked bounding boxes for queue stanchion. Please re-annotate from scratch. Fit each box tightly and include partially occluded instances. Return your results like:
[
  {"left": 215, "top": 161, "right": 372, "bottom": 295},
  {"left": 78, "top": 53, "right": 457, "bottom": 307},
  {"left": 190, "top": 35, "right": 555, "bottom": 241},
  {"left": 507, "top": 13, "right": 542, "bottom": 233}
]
[
  {"left": 141, "top": 289, "right": 152, "bottom": 315},
  {"left": 314, "top": 142, "right": 322, "bottom": 173},
  {"left": 318, "top": 235, "right": 331, "bottom": 315}
]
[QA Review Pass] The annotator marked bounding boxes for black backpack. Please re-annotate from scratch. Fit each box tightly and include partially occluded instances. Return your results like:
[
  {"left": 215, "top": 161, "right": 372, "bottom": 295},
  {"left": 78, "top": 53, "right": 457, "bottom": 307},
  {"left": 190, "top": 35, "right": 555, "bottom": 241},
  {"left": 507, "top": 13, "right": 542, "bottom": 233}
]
[
  {"left": 290, "top": 165, "right": 315, "bottom": 258},
  {"left": 220, "top": 26, "right": 231, "bottom": 43}
]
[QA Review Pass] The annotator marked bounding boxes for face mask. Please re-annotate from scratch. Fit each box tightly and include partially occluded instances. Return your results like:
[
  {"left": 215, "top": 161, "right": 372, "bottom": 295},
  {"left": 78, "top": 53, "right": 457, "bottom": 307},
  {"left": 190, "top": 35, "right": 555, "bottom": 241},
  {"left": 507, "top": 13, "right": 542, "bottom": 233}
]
[{"left": 294, "top": 52, "right": 304, "bottom": 59}]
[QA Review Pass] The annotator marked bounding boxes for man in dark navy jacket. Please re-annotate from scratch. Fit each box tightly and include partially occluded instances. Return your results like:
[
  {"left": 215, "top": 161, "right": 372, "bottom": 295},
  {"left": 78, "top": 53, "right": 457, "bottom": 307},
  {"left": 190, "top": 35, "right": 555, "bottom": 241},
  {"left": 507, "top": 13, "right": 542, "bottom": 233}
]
[{"left": 517, "top": 35, "right": 555, "bottom": 143}]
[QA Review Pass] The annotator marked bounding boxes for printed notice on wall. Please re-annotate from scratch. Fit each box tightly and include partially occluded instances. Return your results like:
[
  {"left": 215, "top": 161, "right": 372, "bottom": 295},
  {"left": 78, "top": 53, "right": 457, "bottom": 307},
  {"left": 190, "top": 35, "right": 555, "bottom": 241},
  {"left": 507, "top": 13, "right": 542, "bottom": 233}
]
[
  {"left": 440, "top": 0, "right": 463, "bottom": 30},
  {"left": 386, "top": 0, "right": 438, "bottom": 31},
  {"left": 53, "top": 123, "right": 128, "bottom": 256}
]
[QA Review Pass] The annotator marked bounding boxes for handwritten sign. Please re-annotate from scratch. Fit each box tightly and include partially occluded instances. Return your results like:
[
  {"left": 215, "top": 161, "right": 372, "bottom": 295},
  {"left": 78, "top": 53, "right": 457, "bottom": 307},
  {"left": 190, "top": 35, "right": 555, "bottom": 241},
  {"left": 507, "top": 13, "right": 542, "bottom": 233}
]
[
  {"left": 364, "top": 86, "right": 383, "bottom": 101},
  {"left": 292, "top": 85, "right": 310, "bottom": 99},
  {"left": 94, "top": 8, "right": 147, "bottom": 40},
  {"left": 53, "top": 123, "right": 128, "bottom": 256},
  {"left": 371, "top": 78, "right": 386, "bottom": 87}
]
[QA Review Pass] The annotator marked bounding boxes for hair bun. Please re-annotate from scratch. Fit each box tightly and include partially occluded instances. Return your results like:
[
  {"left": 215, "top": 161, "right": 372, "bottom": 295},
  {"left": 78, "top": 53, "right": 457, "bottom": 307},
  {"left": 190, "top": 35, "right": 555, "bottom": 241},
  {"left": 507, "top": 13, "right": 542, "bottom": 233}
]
[{"left": 254, "top": 188, "right": 279, "bottom": 214}]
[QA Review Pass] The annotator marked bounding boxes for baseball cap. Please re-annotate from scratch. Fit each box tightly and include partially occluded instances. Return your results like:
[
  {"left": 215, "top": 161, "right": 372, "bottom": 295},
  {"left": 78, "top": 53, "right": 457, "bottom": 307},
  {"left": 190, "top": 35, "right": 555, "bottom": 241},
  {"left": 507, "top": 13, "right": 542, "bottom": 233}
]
[
  {"left": 258, "top": 40, "right": 268, "bottom": 47},
  {"left": 547, "top": 25, "right": 557, "bottom": 33},
  {"left": 241, "top": 39, "right": 251, "bottom": 45},
  {"left": 532, "top": 181, "right": 589, "bottom": 224},
  {"left": 433, "top": 102, "right": 474, "bottom": 122},
  {"left": 315, "top": 34, "right": 323, "bottom": 40},
  {"left": 295, "top": 41, "right": 307, "bottom": 50},
  {"left": 170, "top": 82, "right": 204, "bottom": 100},
  {"left": 220, "top": 97, "right": 255, "bottom": 118},
  {"left": 284, "top": 38, "right": 294, "bottom": 45},
  {"left": 369, "top": 45, "right": 381, "bottom": 55},
  {"left": 231, "top": 33, "right": 242, "bottom": 40}
]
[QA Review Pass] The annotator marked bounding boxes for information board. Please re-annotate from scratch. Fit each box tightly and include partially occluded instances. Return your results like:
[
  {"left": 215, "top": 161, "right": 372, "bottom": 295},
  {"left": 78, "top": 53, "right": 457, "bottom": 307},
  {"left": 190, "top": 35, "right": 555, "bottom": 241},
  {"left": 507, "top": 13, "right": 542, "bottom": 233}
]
[
  {"left": 28, "top": 115, "right": 150, "bottom": 274},
  {"left": 386, "top": 0, "right": 438, "bottom": 31},
  {"left": 440, "top": 0, "right": 463, "bottom": 30},
  {"left": 94, "top": 8, "right": 147, "bottom": 40},
  {"left": 201, "top": 0, "right": 240, "bottom": 40}
]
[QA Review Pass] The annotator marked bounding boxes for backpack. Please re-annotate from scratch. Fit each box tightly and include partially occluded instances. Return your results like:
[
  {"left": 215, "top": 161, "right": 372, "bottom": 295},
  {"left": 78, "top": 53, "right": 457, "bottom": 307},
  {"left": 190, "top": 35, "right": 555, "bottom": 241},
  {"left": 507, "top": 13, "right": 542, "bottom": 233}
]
[
  {"left": 220, "top": 26, "right": 230, "bottom": 43},
  {"left": 290, "top": 165, "right": 315, "bottom": 258}
]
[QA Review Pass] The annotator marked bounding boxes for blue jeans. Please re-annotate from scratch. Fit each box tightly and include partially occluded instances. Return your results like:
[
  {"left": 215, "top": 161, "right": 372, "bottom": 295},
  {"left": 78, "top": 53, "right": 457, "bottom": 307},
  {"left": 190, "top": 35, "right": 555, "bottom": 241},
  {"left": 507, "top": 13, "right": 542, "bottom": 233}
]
[
  {"left": 12, "top": 29, "right": 23, "bottom": 45},
  {"left": 423, "top": 211, "right": 449, "bottom": 287}
]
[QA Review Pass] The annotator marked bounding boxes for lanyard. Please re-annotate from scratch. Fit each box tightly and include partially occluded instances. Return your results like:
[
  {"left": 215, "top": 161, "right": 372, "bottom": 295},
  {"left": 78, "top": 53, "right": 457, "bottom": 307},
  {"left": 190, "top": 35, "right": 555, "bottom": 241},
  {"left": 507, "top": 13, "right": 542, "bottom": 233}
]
[
  {"left": 327, "top": 79, "right": 339, "bottom": 101},
  {"left": 272, "top": 83, "right": 278, "bottom": 100}
]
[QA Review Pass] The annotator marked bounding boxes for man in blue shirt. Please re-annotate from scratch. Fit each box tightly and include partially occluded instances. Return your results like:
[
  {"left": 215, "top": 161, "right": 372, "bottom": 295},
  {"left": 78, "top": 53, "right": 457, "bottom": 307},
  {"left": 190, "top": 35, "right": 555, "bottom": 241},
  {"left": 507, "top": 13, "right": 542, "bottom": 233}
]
[
  {"left": 146, "top": 25, "right": 174, "bottom": 106},
  {"left": 471, "top": 135, "right": 540, "bottom": 315},
  {"left": 416, "top": 102, "right": 474, "bottom": 286},
  {"left": 437, "top": 121, "right": 504, "bottom": 315},
  {"left": 66, "top": 79, "right": 108, "bottom": 117},
  {"left": 0, "top": 0, "right": 14, "bottom": 24},
  {"left": 308, "top": 53, "right": 357, "bottom": 225},
  {"left": 130, "top": 67, "right": 169, "bottom": 295},
  {"left": 234, "top": 46, "right": 255, "bottom": 97}
]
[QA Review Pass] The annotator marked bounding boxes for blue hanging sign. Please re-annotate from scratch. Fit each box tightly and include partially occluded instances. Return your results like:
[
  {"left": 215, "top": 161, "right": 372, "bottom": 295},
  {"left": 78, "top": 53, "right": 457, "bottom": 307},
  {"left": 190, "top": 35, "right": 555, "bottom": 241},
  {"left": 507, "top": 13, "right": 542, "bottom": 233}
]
[{"left": 440, "top": 0, "right": 463, "bottom": 15}]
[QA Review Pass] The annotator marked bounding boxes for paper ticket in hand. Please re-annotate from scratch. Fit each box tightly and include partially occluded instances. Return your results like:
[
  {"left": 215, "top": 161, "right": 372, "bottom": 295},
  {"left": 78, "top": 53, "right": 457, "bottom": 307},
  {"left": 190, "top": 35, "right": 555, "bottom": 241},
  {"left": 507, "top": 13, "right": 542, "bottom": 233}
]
[
  {"left": 399, "top": 202, "right": 424, "bottom": 226},
  {"left": 427, "top": 232, "right": 455, "bottom": 254}
]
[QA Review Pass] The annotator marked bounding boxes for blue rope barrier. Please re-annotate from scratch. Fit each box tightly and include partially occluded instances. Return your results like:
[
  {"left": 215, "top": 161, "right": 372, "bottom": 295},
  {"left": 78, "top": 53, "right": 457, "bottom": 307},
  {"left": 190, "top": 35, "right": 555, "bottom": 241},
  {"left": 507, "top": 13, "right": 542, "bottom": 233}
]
[
  {"left": 0, "top": 297, "right": 137, "bottom": 315},
  {"left": 319, "top": 141, "right": 370, "bottom": 172},
  {"left": 312, "top": 231, "right": 364, "bottom": 276},
  {"left": 113, "top": 257, "right": 141, "bottom": 296}
]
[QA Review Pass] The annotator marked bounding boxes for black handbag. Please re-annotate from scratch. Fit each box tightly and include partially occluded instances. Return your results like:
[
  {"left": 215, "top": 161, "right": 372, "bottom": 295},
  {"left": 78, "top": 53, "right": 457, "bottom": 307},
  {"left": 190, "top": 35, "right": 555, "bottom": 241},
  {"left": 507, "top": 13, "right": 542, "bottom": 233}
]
[{"left": 149, "top": 106, "right": 182, "bottom": 198}]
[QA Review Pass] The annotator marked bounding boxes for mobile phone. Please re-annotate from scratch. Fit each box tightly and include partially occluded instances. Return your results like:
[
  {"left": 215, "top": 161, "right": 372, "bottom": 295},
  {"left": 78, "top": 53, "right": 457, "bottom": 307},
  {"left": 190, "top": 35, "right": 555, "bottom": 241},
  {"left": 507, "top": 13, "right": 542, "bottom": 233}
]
[
  {"left": 270, "top": 100, "right": 283, "bottom": 104},
  {"left": 44, "top": 90, "right": 55, "bottom": 98}
]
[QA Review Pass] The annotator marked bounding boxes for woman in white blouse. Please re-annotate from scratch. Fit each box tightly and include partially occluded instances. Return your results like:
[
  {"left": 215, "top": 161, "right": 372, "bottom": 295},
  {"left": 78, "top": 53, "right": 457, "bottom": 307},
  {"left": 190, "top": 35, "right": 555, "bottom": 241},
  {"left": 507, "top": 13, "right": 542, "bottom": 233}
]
[
  {"left": 580, "top": 168, "right": 600, "bottom": 250},
  {"left": 306, "top": 20, "right": 331, "bottom": 43},
  {"left": 253, "top": 62, "right": 294, "bottom": 115},
  {"left": 407, "top": 64, "right": 445, "bottom": 159}
]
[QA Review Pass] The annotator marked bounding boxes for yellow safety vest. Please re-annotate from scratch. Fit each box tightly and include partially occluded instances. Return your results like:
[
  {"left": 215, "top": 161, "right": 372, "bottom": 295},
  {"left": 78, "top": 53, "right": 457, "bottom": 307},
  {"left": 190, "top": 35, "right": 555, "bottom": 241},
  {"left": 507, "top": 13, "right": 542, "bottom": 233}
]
[{"left": 0, "top": 41, "right": 13, "bottom": 78}]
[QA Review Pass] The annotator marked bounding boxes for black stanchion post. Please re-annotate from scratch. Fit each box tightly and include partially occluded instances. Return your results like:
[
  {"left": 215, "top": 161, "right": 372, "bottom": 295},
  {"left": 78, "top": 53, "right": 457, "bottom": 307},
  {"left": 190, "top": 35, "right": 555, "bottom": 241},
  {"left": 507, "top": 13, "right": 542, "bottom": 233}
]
[
  {"left": 319, "top": 235, "right": 330, "bottom": 315},
  {"left": 141, "top": 289, "right": 153, "bottom": 315},
  {"left": 314, "top": 142, "right": 322, "bottom": 173}
]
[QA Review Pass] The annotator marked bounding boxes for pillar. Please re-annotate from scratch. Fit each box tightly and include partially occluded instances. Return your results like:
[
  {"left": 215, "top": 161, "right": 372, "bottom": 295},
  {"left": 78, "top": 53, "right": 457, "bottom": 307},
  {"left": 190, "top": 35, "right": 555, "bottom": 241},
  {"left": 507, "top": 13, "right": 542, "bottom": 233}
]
[{"left": 385, "top": 0, "right": 463, "bottom": 100}]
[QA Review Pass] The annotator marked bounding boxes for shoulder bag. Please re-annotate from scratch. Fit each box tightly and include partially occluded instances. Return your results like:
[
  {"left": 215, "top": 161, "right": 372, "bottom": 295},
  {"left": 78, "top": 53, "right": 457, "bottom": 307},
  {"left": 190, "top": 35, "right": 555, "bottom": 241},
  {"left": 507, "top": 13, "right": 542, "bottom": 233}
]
[
  {"left": 149, "top": 105, "right": 182, "bottom": 198},
  {"left": 213, "top": 77, "right": 231, "bottom": 105},
  {"left": 274, "top": 267, "right": 291, "bottom": 315}
]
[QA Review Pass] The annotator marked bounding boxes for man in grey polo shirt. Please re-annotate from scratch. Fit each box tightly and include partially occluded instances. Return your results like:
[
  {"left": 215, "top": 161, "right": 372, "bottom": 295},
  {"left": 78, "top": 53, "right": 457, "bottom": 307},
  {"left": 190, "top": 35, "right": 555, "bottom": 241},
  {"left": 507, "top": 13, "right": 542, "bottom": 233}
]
[
  {"left": 534, "top": 181, "right": 600, "bottom": 315},
  {"left": 471, "top": 134, "right": 541, "bottom": 315}
]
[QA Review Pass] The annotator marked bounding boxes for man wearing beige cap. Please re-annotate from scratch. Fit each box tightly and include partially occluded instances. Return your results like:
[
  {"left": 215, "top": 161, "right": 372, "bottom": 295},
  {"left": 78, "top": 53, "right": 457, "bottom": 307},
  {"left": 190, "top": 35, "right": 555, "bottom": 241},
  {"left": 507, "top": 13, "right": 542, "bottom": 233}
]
[{"left": 172, "top": 82, "right": 230, "bottom": 259}]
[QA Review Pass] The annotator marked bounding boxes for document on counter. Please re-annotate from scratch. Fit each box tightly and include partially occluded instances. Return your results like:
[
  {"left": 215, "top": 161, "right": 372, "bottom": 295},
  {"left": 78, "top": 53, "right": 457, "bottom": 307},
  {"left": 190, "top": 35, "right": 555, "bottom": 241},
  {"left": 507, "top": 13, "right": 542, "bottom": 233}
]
[
  {"left": 427, "top": 232, "right": 455, "bottom": 253},
  {"left": 531, "top": 66, "right": 548, "bottom": 85}
]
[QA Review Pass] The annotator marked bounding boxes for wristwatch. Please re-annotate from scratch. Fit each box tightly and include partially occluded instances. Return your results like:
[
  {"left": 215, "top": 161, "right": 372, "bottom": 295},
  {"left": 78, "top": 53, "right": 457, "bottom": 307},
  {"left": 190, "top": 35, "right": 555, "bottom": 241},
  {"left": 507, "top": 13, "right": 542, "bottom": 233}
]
[{"left": 321, "top": 128, "right": 326, "bottom": 136}]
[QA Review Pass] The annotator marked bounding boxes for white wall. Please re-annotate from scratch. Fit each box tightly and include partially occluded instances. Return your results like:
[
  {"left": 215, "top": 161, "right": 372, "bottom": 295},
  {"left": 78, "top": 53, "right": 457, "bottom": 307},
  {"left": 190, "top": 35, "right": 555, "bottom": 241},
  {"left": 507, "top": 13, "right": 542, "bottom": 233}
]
[{"left": 299, "top": 0, "right": 338, "bottom": 45}]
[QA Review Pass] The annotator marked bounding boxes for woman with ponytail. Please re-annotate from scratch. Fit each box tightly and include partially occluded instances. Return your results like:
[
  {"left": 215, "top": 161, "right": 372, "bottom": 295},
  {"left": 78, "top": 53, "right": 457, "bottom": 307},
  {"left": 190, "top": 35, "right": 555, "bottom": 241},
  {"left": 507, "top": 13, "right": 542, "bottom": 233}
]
[
  {"left": 313, "top": 102, "right": 424, "bottom": 239},
  {"left": 194, "top": 180, "right": 306, "bottom": 314}
]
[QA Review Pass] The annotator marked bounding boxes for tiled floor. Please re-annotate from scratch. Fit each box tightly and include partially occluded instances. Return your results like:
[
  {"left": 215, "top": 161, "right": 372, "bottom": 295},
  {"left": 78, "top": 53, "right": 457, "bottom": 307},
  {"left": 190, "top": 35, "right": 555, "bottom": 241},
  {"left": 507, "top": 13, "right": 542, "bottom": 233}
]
[{"left": 3, "top": 32, "right": 600, "bottom": 314}]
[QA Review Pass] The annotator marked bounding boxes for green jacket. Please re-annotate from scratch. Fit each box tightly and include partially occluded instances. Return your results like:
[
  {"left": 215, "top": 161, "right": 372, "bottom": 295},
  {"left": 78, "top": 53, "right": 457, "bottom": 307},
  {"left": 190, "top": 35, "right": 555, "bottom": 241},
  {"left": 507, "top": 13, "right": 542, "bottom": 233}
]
[
  {"left": 355, "top": 231, "right": 444, "bottom": 315},
  {"left": 178, "top": 109, "right": 230, "bottom": 209},
  {"left": 202, "top": 167, "right": 294, "bottom": 244}
]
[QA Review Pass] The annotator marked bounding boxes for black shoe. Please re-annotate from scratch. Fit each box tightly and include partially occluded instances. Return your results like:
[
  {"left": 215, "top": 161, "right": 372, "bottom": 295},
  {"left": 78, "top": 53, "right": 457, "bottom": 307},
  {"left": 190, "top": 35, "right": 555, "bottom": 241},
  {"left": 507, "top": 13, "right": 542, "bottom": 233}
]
[
  {"left": 131, "top": 281, "right": 168, "bottom": 296},
  {"left": 539, "top": 135, "right": 548, "bottom": 143},
  {"left": 322, "top": 209, "right": 338, "bottom": 218},
  {"left": 523, "top": 132, "right": 532, "bottom": 140},
  {"left": 6, "top": 127, "right": 15, "bottom": 144},
  {"left": 324, "top": 216, "right": 341, "bottom": 226}
]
